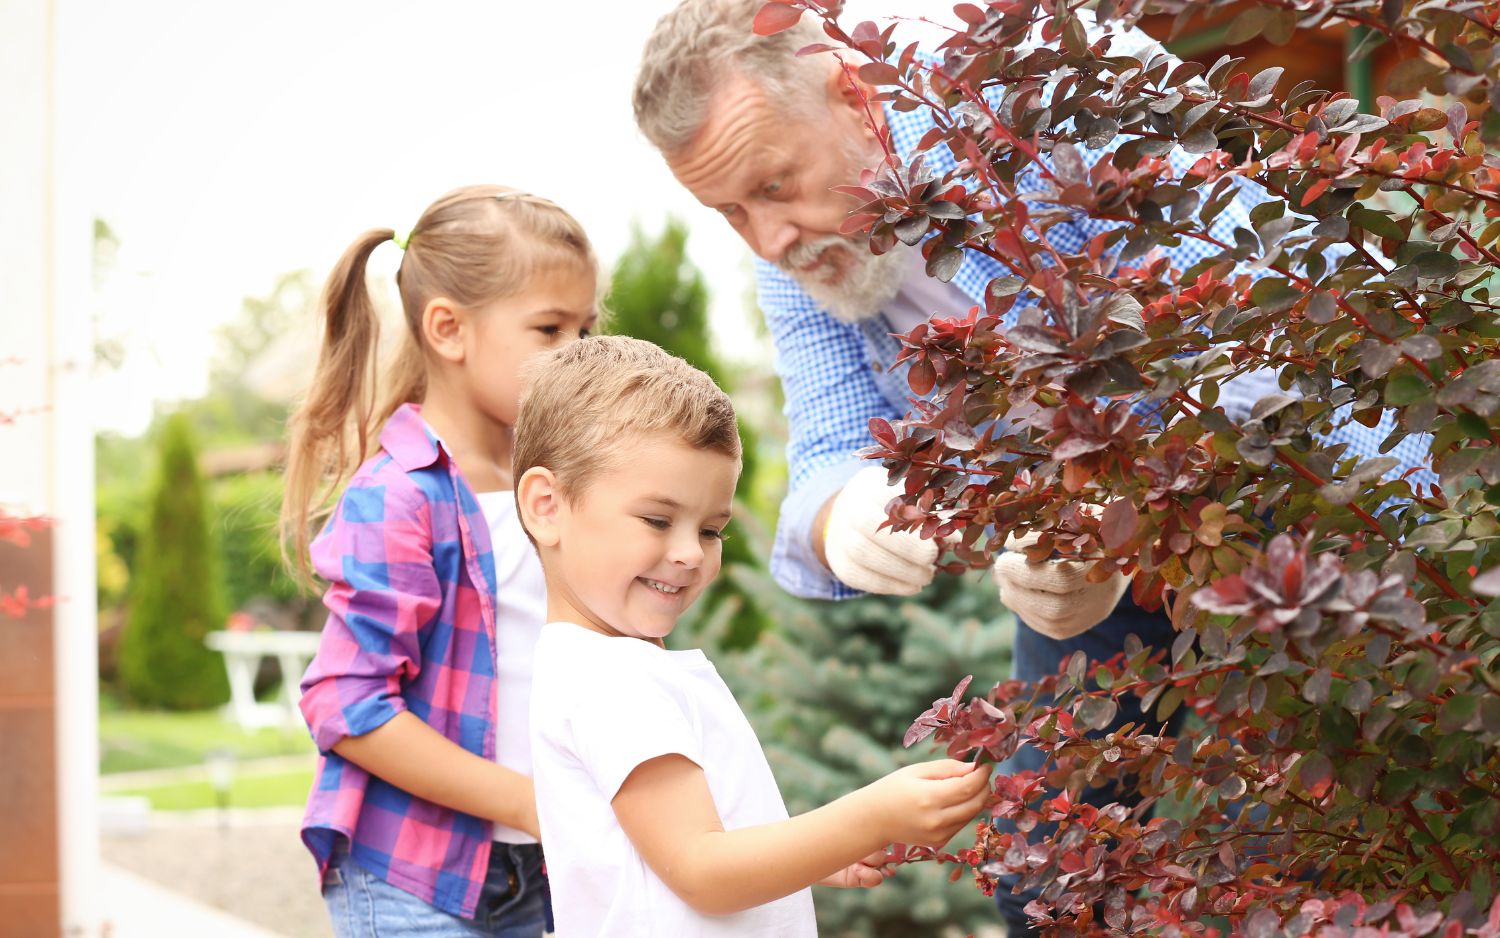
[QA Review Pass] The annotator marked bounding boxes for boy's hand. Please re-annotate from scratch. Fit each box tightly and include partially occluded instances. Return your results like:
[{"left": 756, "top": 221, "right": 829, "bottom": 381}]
[
  {"left": 862, "top": 759, "right": 993, "bottom": 848},
  {"left": 817, "top": 849, "right": 895, "bottom": 889}
]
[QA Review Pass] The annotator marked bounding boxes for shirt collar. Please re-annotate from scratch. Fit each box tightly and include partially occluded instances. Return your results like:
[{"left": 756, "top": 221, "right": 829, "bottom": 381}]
[{"left": 379, "top": 403, "right": 444, "bottom": 473}]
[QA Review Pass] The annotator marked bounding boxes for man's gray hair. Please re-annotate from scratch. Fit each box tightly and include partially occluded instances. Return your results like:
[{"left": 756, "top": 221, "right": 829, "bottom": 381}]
[{"left": 634, "top": 0, "right": 829, "bottom": 154}]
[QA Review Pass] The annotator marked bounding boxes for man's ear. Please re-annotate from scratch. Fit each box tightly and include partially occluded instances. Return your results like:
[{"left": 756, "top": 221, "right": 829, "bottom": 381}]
[
  {"left": 421, "top": 297, "right": 466, "bottom": 364},
  {"left": 516, "top": 466, "right": 563, "bottom": 548},
  {"left": 823, "top": 56, "right": 885, "bottom": 137}
]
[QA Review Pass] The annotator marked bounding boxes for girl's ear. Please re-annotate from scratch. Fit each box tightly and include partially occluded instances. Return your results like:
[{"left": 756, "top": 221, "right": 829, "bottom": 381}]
[
  {"left": 422, "top": 297, "right": 465, "bottom": 364},
  {"left": 516, "top": 466, "right": 563, "bottom": 548}
]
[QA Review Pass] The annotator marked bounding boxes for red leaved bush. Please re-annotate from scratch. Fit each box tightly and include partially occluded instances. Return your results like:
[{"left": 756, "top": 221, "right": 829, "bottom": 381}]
[{"left": 761, "top": 0, "right": 1500, "bottom": 934}]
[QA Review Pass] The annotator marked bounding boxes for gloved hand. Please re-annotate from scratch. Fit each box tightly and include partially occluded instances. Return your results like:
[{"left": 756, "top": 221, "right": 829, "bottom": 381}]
[
  {"left": 991, "top": 528, "right": 1128, "bottom": 639},
  {"left": 824, "top": 466, "right": 940, "bottom": 596}
]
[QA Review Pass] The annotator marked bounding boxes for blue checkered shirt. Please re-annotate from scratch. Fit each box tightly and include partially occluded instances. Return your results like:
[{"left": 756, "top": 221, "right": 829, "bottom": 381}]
[{"left": 759, "top": 43, "right": 1435, "bottom": 600}]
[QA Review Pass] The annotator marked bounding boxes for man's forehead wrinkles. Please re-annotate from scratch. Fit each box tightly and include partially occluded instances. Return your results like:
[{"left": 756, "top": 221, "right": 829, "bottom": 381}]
[{"left": 670, "top": 86, "right": 783, "bottom": 198}]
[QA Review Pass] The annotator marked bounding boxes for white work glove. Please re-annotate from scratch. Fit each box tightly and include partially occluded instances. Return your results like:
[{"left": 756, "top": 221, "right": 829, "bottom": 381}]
[
  {"left": 992, "top": 528, "right": 1128, "bottom": 639},
  {"left": 824, "top": 466, "right": 940, "bottom": 596}
]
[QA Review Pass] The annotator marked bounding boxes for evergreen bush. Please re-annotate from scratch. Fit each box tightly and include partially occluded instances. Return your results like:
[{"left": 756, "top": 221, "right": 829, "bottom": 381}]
[{"left": 118, "top": 413, "right": 229, "bottom": 710}]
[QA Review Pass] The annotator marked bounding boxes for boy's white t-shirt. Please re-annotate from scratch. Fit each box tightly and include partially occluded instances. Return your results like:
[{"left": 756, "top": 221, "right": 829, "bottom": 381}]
[
  {"left": 530, "top": 621, "right": 817, "bottom": 937},
  {"left": 474, "top": 490, "right": 547, "bottom": 845}
]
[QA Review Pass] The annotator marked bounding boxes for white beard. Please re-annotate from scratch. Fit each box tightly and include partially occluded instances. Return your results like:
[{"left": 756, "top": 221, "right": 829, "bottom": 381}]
[{"left": 776, "top": 236, "right": 908, "bottom": 324}]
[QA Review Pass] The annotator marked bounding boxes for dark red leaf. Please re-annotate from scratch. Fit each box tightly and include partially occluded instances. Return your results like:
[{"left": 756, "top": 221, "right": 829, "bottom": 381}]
[
  {"left": 752, "top": 2, "right": 803, "bottom": 36},
  {"left": 1099, "top": 499, "right": 1138, "bottom": 552}
]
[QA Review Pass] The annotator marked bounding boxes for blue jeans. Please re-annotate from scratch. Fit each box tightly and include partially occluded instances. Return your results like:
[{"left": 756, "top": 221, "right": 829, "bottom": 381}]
[
  {"left": 323, "top": 841, "right": 550, "bottom": 938},
  {"left": 993, "top": 592, "right": 1185, "bottom": 934}
]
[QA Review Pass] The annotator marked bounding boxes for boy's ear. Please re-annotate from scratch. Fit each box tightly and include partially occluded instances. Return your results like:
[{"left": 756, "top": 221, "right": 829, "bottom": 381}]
[
  {"left": 421, "top": 297, "right": 465, "bottom": 364},
  {"left": 516, "top": 466, "right": 563, "bottom": 548}
]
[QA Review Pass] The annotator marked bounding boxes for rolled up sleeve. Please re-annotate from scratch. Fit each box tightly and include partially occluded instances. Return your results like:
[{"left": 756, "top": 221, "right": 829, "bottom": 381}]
[
  {"left": 757, "top": 260, "right": 903, "bottom": 600},
  {"left": 299, "top": 479, "right": 440, "bottom": 753}
]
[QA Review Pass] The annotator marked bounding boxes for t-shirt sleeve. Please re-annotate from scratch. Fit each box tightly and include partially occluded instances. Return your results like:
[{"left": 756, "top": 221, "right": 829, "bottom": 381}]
[{"left": 565, "top": 659, "right": 703, "bottom": 802}]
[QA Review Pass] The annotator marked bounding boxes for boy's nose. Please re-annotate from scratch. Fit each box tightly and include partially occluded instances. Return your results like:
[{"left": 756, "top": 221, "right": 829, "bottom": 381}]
[{"left": 667, "top": 534, "right": 704, "bottom": 569}]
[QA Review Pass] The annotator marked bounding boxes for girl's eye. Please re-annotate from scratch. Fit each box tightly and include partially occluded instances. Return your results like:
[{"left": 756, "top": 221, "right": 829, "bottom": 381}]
[
  {"left": 537, "top": 325, "right": 560, "bottom": 337},
  {"left": 579, "top": 326, "right": 592, "bottom": 339},
  {"left": 701, "top": 528, "right": 727, "bottom": 541},
  {"left": 641, "top": 517, "right": 670, "bottom": 530}
]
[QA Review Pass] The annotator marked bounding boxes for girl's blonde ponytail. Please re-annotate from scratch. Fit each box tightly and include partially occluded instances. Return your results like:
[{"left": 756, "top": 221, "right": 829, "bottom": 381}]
[{"left": 280, "top": 228, "right": 401, "bottom": 587}]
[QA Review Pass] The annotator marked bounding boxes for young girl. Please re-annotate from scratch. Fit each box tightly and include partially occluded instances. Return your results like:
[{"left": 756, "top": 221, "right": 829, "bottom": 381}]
[{"left": 280, "top": 184, "right": 600, "bottom": 937}]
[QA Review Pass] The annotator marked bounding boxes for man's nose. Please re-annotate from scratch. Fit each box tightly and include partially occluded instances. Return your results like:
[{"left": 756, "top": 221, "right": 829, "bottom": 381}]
[{"left": 746, "top": 206, "right": 799, "bottom": 264}]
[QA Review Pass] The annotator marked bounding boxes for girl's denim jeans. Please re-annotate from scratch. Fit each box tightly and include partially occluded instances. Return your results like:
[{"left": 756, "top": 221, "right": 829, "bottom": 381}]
[{"left": 323, "top": 841, "right": 550, "bottom": 938}]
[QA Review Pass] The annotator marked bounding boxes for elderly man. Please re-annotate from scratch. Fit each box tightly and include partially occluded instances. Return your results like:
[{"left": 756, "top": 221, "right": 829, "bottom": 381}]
[{"left": 634, "top": 0, "right": 1430, "bottom": 931}]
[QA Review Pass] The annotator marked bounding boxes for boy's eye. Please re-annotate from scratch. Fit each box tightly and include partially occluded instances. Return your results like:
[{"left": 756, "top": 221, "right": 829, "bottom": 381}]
[
  {"left": 537, "top": 325, "right": 560, "bottom": 337},
  {"left": 641, "top": 517, "right": 670, "bottom": 530},
  {"left": 579, "top": 326, "right": 592, "bottom": 339},
  {"left": 701, "top": 528, "right": 727, "bottom": 541}
]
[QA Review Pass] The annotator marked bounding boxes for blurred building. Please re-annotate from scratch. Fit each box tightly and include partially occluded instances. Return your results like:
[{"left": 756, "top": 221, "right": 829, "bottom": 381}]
[
  {"left": 1140, "top": 1, "right": 1415, "bottom": 108},
  {"left": 0, "top": 2, "right": 99, "bottom": 935}
]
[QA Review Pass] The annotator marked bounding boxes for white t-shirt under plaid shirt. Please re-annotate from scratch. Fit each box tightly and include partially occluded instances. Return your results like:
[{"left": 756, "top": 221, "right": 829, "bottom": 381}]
[{"left": 530, "top": 622, "right": 817, "bottom": 937}]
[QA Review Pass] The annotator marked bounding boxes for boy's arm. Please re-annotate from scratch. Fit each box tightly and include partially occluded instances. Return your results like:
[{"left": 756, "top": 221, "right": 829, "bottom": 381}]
[
  {"left": 333, "top": 713, "right": 538, "bottom": 838},
  {"left": 611, "top": 753, "right": 991, "bottom": 917}
]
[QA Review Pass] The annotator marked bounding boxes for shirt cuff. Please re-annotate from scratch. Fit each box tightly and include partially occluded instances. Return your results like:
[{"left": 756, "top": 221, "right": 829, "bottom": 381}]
[{"left": 770, "top": 456, "right": 869, "bottom": 601}]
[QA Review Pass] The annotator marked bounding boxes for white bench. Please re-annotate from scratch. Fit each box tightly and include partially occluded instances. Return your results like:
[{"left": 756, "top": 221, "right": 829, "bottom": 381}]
[{"left": 205, "top": 630, "right": 322, "bottom": 729}]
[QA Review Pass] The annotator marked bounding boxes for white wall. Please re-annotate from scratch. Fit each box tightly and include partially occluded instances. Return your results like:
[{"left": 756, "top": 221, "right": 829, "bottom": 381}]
[{"left": 0, "top": 0, "right": 101, "bottom": 933}]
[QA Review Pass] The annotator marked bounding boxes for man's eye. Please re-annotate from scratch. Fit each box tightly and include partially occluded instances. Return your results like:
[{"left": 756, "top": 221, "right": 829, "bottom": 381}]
[
  {"left": 641, "top": 517, "right": 669, "bottom": 530},
  {"left": 763, "top": 179, "right": 783, "bottom": 196}
]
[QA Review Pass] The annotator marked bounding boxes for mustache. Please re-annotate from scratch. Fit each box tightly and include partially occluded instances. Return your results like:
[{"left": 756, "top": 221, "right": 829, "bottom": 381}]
[{"left": 777, "top": 235, "right": 853, "bottom": 273}]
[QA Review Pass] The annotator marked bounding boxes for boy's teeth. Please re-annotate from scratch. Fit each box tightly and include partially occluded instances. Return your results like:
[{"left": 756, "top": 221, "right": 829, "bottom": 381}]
[{"left": 644, "top": 579, "right": 681, "bottom": 594}]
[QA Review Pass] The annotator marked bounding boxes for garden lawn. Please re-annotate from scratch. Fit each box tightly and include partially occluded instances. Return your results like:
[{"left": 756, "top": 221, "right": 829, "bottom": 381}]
[
  {"left": 113, "top": 766, "right": 315, "bottom": 811},
  {"left": 100, "top": 703, "right": 314, "bottom": 775}
]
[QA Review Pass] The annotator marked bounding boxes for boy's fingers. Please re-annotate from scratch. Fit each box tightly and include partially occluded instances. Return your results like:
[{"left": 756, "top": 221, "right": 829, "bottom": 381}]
[
  {"left": 935, "top": 763, "right": 993, "bottom": 801},
  {"left": 920, "top": 758, "right": 976, "bottom": 779}
]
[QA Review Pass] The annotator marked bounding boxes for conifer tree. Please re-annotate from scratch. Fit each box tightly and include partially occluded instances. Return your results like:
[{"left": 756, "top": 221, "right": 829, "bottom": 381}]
[{"left": 118, "top": 413, "right": 229, "bottom": 709}]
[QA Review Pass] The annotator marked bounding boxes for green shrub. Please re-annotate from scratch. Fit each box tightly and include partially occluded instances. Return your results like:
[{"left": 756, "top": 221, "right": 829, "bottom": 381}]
[
  {"left": 211, "top": 470, "right": 303, "bottom": 614},
  {"left": 117, "top": 414, "right": 229, "bottom": 710}
]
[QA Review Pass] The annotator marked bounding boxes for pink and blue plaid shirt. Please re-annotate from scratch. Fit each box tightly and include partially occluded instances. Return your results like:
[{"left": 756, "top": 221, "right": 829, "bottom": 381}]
[{"left": 299, "top": 403, "right": 504, "bottom": 918}]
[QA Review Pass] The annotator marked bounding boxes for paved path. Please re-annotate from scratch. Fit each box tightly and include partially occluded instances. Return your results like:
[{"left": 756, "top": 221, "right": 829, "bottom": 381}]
[
  {"left": 102, "top": 863, "right": 287, "bottom": 938},
  {"left": 101, "top": 810, "right": 330, "bottom": 938}
]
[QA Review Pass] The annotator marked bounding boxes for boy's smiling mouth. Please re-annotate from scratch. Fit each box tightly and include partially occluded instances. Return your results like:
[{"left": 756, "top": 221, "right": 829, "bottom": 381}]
[{"left": 640, "top": 577, "right": 684, "bottom": 595}]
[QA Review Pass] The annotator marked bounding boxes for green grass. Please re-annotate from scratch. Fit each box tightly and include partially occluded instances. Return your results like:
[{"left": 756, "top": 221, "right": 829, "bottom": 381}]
[
  {"left": 100, "top": 701, "right": 314, "bottom": 775},
  {"left": 115, "top": 767, "right": 316, "bottom": 811}
]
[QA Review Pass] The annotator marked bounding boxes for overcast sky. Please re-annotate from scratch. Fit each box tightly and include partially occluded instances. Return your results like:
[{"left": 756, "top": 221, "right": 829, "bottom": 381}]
[{"left": 68, "top": 0, "right": 945, "bottom": 435}]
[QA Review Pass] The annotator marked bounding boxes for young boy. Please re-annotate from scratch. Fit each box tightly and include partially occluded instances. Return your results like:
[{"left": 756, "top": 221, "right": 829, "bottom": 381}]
[{"left": 514, "top": 336, "right": 993, "bottom": 936}]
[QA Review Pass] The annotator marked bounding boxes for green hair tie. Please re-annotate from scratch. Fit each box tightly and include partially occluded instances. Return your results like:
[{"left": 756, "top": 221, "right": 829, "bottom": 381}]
[{"left": 392, "top": 228, "right": 411, "bottom": 251}]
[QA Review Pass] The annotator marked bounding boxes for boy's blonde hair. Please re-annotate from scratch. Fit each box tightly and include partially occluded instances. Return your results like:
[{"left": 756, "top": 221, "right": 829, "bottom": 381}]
[{"left": 514, "top": 335, "right": 740, "bottom": 501}]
